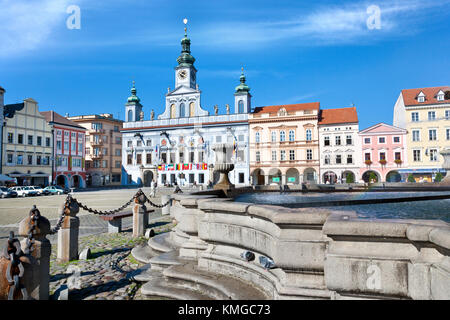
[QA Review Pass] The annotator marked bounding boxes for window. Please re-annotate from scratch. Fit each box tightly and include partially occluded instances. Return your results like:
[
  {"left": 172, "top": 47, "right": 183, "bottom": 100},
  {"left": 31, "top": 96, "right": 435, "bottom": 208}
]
[
  {"left": 379, "top": 152, "right": 386, "bottom": 161},
  {"left": 239, "top": 173, "right": 245, "bottom": 184},
  {"left": 447, "top": 129, "right": 450, "bottom": 140},
  {"left": 412, "top": 130, "right": 420, "bottom": 142},
  {"left": 189, "top": 151, "right": 194, "bottom": 163},
  {"left": 116, "top": 137, "right": 122, "bottom": 144},
  {"left": 216, "top": 136, "right": 222, "bottom": 143},
  {"left": 238, "top": 100, "right": 244, "bottom": 113},
  {"left": 280, "top": 150, "right": 286, "bottom": 161},
  {"left": 64, "top": 142, "right": 69, "bottom": 151},
  {"left": 280, "top": 131, "right": 286, "bottom": 142},
  {"left": 7, "top": 154, "right": 13, "bottom": 164},
  {"left": 429, "top": 149, "right": 438, "bottom": 162},
  {"left": 128, "top": 110, "right": 133, "bottom": 121},
  {"left": 127, "top": 154, "right": 132, "bottom": 165},
  {"left": 378, "top": 137, "right": 386, "bottom": 144},
  {"left": 115, "top": 149, "right": 121, "bottom": 156},
  {"left": 324, "top": 136, "right": 330, "bottom": 146},
  {"left": 17, "top": 154, "right": 23, "bottom": 165},
  {"left": 114, "top": 126, "right": 119, "bottom": 132},
  {"left": 102, "top": 160, "right": 108, "bottom": 168},
  {"left": 306, "top": 149, "right": 313, "bottom": 160},
  {"left": 127, "top": 141, "right": 132, "bottom": 147},
  {"left": 324, "top": 155, "right": 330, "bottom": 165},
  {"left": 364, "top": 138, "right": 371, "bottom": 144},
  {"left": 413, "top": 150, "right": 421, "bottom": 162},
  {"left": 289, "top": 150, "right": 295, "bottom": 161},
  {"left": 115, "top": 161, "right": 121, "bottom": 168},
  {"left": 336, "top": 155, "right": 342, "bottom": 164},
  {"left": 146, "top": 139, "right": 151, "bottom": 146},
  {"left": 289, "top": 130, "right": 295, "bottom": 142},
  {"left": 36, "top": 156, "right": 41, "bottom": 165},
  {"left": 72, "top": 142, "right": 76, "bottom": 152},
  {"left": 255, "top": 132, "right": 260, "bottom": 143},
  {"left": 347, "top": 154, "right": 353, "bottom": 164},
  {"left": 446, "top": 110, "right": 450, "bottom": 120},
  {"left": 418, "top": 96, "right": 425, "bottom": 103},
  {"left": 199, "top": 174, "right": 205, "bottom": 184},
  {"left": 93, "top": 160, "right": 100, "bottom": 168},
  {"left": 272, "top": 150, "right": 277, "bottom": 161},
  {"left": 27, "top": 155, "right": 33, "bottom": 165},
  {"left": 179, "top": 103, "right": 185, "bottom": 118},
  {"left": 335, "top": 136, "right": 341, "bottom": 146},
  {"left": 271, "top": 131, "right": 276, "bottom": 142},
  {"left": 238, "top": 135, "right": 244, "bottom": 142},
  {"left": 237, "top": 150, "right": 244, "bottom": 162},
  {"left": 428, "top": 111, "right": 436, "bottom": 121},
  {"left": 306, "top": 129, "right": 312, "bottom": 141},
  {"left": 46, "top": 137, "right": 51, "bottom": 147},
  {"left": 393, "top": 136, "right": 400, "bottom": 143},
  {"left": 411, "top": 112, "right": 419, "bottom": 122},
  {"left": 437, "top": 93, "right": 445, "bottom": 101},
  {"left": 429, "top": 129, "right": 437, "bottom": 141},
  {"left": 7, "top": 133, "right": 13, "bottom": 143},
  {"left": 137, "top": 140, "right": 142, "bottom": 147},
  {"left": 365, "top": 153, "right": 371, "bottom": 161},
  {"left": 170, "top": 153, "right": 176, "bottom": 163},
  {"left": 346, "top": 135, "right": 352, "bottom": 145},
  {"left": 78, "top": 143, "right": 83, "bottom": 154},
  {"left": 18, "top": 134, "right": 23, "bottom": 144},
  {"left": 256, "top": 151, "right": 260, "bottom": 162},
  {"left": 28, "top": 135, "right": 33, "bottom": 145},
  {"left": 198, "top": 152, "right": 204, "bottom": 163},
  {"left": 103, "top": 148, "right": 108, "bottom": 156},
  {"left": 43, "top": 156, "right": 50, "bottom": 165}
]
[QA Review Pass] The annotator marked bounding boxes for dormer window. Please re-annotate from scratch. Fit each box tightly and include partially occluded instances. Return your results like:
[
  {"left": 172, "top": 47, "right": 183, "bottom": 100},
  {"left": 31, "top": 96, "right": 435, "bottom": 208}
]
[
  {"left": 417, "top": 92, "right": 426, "bottom": 103},
  {"left": 437, "top": 90, "right": 445, "bottom": 101},
  {"left": 278, "top": 108, "right": 287, "bottom": 116}
]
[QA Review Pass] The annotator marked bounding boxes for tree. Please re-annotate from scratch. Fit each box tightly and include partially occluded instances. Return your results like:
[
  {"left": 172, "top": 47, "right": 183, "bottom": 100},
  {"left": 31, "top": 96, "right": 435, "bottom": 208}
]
[
  {"left": 345, "top": 172, "right": 355, "bottom": 184},
  {"left": 434, "top": 172, "right": 443, "bottom": 183},
  {"left": 369, "top": 172, "right": 378, "bottom": 183},
  {"left": 407, "top": 174, "right": 416, "bottom": 183}
]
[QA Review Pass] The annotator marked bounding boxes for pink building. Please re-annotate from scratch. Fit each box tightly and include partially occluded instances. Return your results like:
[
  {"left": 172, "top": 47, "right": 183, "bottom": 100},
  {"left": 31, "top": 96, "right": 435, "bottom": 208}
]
[{"left": 358, "top": 123, "right": 408, "bottom": 182}]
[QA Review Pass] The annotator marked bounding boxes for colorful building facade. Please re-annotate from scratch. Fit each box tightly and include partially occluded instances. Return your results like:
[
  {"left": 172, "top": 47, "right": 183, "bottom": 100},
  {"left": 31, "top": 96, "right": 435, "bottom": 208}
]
[
  {"left": 318, "top": 107, "right": 362, "bottom": 183},
  {"left": 249, "top": 103, "right": 320, "bottom": 185},
  {"left": 393, "top": 86, "right": 450, "bottom": 182},
  {"left": 68, "top": 114, "right": 123, "bottom": 186},
  {"left": 42, "top": 111, "right": 87, "bottom": 188},
  {"left": 358, "top": 123, "right": 408, "bottom": 182}
]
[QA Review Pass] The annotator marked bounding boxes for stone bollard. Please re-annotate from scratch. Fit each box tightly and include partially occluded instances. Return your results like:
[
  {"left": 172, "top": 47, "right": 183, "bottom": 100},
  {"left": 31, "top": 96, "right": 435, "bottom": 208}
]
[
  {"left": 133, "top": 190, "right": 148, "bottom": 237},
  {"left": 161, "top": 194, "right": 171, "bottom": 216},
  {"left": 57, "top": 198, "right": 80, "bottom": 262},
  {"left": 18, "top": 207, "right": 52, "bottom": 300}
]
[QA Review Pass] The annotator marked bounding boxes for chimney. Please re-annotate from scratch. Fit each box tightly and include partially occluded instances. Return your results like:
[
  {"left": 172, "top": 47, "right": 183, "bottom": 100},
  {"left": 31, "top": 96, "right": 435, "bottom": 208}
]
[
  {"left": 0, "top": 86, "right": 5, "bottom": 109},
  {"left": 65, "top": 113, "right": 69, "bottom": 118}
]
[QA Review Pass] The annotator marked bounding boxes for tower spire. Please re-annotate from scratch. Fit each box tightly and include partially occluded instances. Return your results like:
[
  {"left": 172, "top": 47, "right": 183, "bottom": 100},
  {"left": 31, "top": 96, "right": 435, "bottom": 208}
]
[{"left": 177, "top": 18, "right": 195, "bottom": 67}]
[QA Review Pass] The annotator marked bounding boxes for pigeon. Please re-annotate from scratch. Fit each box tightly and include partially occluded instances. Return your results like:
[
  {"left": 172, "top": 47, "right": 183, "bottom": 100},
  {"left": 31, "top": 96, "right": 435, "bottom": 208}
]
[
  {"left": 259, "top": 256, "right": 275, "bottom": 269},
  {"left": 240, "top": 251, "right": 255, "bottom": 262}
]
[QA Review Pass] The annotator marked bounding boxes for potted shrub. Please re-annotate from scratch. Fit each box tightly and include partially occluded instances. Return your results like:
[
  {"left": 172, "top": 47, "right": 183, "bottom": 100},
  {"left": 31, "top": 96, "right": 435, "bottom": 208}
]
[
  {"left": 345, "top": 173, "right": 355, "bottom": 184},
  {"left": 369, "top": 172, "right": 378, "bottom": 184},
  {"left": 434, "top": 172, "right": 443, "bottom": 183},
  {"left": 407, "top": 174, "right": 416, "bottom": 183},
  {"left": 379, "top": 159, "right": 387, "bottom": 166},
  {"left": 365, "top": 160, "right": 372, "bottom": 166},
  {"left": 394, "top": 159, "right": 403, "bottom": 166}
]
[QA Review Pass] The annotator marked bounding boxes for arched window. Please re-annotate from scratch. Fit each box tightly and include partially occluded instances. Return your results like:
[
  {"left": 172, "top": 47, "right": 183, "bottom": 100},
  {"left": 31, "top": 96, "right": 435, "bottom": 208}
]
[
  {"left": 255, "top": 132, "right": 260, "bottom": 143},
  {"left": 127, "top": 110, "right": 133, "bottom": 122},
  {"left": 306, "top": 129, "right": 312, "bottom": 141},
  {"left": 189, "top": 102, "right": 195, "bottom": 117},
  {"left": 271, "top": 131, "right": 276, "bottom": 142},
  {"left": 289, "top": 130, "right": 295, "bottom": 142},
  {"left": 180, "top": 103, "right": 185, "bottom": 118},
  {"left": 280, "top": 131, "right": 286, "bottom": 142},
  {"left": 170, "top": 104, "right": 176, "bottom": 118},
  {"left": 238, "top": 100, "right": 244, "bottom": 113}
]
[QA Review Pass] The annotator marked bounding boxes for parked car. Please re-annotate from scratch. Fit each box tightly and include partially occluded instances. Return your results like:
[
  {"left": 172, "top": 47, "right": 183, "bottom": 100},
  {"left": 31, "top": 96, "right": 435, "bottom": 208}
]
[
  {"left": 10, "top": 186, "right": 38, "bottom": 197},
  {"left": 28, "top": 186, "right": 50, "bottom": 196},
  {"left": 0, "top": 187, "right": 18, "bottom": 198},
  {"left": 43, "top": 186, "right": 70, "bottom": 195}
]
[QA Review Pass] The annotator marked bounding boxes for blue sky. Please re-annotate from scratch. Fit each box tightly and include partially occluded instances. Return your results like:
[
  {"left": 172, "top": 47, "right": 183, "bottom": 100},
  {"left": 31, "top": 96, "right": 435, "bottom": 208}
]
[{"left": 0, "top": 0, "right": 449, "bottom": 129}]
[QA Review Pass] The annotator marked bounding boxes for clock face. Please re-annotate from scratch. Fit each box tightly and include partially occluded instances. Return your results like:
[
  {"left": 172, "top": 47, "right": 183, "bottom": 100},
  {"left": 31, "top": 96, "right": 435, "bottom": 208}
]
[{"left": 178, "top": 70, "right": 187, "bottom": 80}]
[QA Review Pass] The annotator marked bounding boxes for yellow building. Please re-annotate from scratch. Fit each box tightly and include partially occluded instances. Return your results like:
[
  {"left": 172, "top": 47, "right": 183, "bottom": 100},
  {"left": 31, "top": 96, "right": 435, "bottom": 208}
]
[
  {"left": 2, "top": 98, "right": 53, "bottom": 186},
  {"left": 393, "top": 86, "right": 450, "bottom": 182},
  {"left": 249, "top": 103, "right": 320, "bottom": 185},
  {"left": 67, "top": 114, "right": 123, "bottom": 186}
]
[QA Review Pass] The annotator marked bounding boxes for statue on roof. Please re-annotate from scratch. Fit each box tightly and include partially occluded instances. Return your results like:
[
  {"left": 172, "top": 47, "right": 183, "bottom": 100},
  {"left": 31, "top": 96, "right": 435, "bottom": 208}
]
[{"left": 214, "top": 105, "right": 219, "bottom": 115}]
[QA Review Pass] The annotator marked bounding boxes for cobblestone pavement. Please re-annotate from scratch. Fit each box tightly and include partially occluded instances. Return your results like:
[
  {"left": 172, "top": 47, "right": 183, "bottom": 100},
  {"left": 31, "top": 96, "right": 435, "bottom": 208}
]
[{"left": 49, "top": 217, "right": 176, "bottom": 300}]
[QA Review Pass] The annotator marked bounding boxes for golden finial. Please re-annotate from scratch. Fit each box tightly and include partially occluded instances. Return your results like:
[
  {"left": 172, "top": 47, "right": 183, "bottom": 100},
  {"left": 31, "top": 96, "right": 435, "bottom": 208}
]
[{"left": 183, "top": 18, "right": 188, "bottom": 35}]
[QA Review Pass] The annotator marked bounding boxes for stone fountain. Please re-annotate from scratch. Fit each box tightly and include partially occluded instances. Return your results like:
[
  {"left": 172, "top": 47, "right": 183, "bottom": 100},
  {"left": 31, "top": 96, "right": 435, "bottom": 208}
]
[
  {"left": 440, "top": 148, "right": 450, "bottom": 184},
  {"left": 212, "top": 143, "right": 235, "bottom": 191}
]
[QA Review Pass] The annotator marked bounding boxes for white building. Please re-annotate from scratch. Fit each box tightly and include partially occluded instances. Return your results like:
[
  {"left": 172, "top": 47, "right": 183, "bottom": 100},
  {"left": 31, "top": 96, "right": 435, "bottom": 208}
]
[
  {"left": 318, "top": 107, "right": 362, "bottom": 183},
  {"left": 0, "top": 86, "right": 4, "bottom": 174},
  {"left": 121, "top": 26, "right": 250, "bottom": 187}
]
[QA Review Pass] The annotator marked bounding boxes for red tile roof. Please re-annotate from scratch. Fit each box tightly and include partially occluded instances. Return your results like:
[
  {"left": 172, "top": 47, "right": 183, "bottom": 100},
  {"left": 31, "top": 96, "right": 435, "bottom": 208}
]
[
  {"left": 401, "top": 86, "right": 450, "bottom": 106},
  {"left": 252, "top": 102, "right": 320, "bottom": 115},
  {"left": 41, "top": 111, "right": 86, "bottom": 130},
  {"left": 319, "top": 107, "right": 358, "bottom": 125}
]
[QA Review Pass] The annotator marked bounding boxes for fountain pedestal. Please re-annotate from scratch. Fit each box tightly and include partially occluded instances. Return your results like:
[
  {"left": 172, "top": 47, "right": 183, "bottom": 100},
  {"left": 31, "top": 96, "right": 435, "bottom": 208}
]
[
  {"left": 440, "top": 148, "right": 450, "bottom": 185},
  {"left": 212, "top": 143, "right": 235, "bottom": 192}
]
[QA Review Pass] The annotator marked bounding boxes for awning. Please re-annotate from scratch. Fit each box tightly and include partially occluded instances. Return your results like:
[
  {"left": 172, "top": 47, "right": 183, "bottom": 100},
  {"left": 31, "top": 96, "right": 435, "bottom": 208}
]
[
  {"left": 0, "top": 174, "right": 15, "bottom": 182},
  {"left": 8, "top": 173, "right": 50, "bottom": 178},
  {"left": 397, "top": 168, "right": 447, "bottom": 174}
]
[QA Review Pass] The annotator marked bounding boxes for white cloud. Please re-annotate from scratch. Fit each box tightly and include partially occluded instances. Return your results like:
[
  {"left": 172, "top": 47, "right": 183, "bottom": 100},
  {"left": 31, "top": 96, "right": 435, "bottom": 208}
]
[{"left": 0, "top": 0, "right": 81, "bottom": 57}]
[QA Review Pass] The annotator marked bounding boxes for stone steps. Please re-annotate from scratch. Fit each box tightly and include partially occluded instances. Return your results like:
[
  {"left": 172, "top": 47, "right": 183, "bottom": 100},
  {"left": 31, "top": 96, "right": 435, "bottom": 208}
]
[
  {"left": 148, "top": 249, "right": 190, "bottom": 270},
  {"left": 163, "top": 263, "right": 269, "bottom": 300},
  {"left": 148, "top": 232, "right": 175, "bottom": 253},
  {"left": 127, "top": 264, "right": 163, "bottom": 282},
  {"left": 131, "top": 244, "right": 159, "bottom": 264},
  {"left": 140, "top": 277, "right": 214, "bottom": 300}
]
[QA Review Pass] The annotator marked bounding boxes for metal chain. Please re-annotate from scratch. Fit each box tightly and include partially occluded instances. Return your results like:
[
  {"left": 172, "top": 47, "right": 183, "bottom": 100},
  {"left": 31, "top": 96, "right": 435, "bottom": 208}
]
[
  {"left": 49, "top": 196, "right": 71, "bottom": 235},
  {"left": 2, "top": 231, "right": 28, "bottom": 300},
  {"left": 145, "top": 197, "right": 171, "bottom": 208},
  {"left": 72, "top": 196, "right": 136, "bottom": 216}
]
